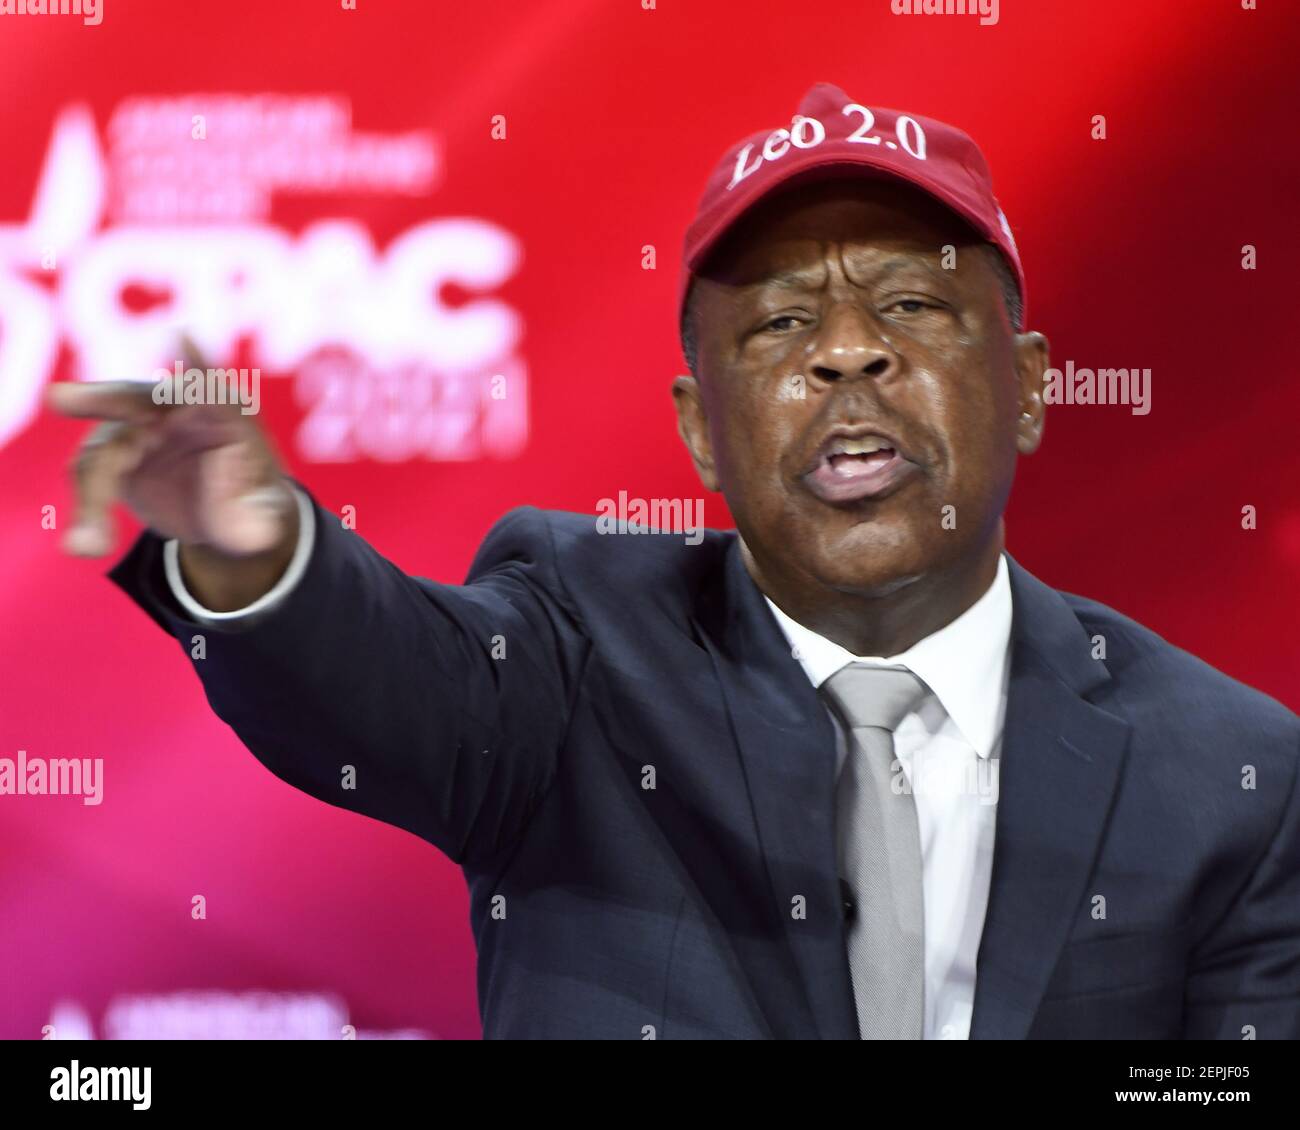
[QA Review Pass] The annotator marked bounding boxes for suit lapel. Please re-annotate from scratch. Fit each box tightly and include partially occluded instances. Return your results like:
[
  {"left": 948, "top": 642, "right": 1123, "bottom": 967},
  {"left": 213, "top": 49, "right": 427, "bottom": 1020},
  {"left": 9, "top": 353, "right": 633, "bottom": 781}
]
[
  {"left": 694, "top": 541, "right": 1131, "bottom": 1040},
  {"left": 970, "top": 556, "right": 1132, "bottom": 1039},
  {"left": 693, "top": 536, "right": 859, "bottom": 1040}
]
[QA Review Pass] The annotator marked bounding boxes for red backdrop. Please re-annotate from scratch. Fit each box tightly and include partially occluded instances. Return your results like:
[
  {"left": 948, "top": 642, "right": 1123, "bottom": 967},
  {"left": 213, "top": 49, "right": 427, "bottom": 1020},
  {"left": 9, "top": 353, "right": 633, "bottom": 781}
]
[{"left": 2, "top": 0, "right": 1297, "bottom": 1039}]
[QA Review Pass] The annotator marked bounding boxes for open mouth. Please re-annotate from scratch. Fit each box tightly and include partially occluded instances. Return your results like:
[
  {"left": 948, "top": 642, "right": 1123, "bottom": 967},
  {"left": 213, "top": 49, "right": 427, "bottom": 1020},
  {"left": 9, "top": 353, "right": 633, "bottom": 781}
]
[{"left": 802, "top": 432, "right": 920, "bottom": 504}]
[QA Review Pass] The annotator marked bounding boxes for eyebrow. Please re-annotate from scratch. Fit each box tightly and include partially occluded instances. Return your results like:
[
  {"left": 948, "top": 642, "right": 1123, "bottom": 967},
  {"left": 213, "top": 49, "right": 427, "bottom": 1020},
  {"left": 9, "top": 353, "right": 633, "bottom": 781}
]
[{"left": 761, "top": 267, "right": 823, "bottom": 288}]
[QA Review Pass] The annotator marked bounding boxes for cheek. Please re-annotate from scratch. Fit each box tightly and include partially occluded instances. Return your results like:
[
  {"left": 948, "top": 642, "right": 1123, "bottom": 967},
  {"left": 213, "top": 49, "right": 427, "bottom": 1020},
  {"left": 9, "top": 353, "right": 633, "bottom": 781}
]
[
  {"left": 712, "top": 378, "right": 808, "bottom": 493},
  {"left": 928, "top": 367, "right": 1018, "bottom": 494}
]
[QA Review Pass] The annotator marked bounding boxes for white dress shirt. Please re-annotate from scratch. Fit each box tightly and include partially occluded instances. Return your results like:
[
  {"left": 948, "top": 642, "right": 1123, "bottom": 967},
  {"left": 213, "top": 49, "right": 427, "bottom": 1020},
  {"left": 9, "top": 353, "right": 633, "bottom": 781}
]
[
  {"left": 167, "top": 500, "right": 1012, "bottom": 1039},
  {"left": 762, "top": 555, "right": 1012, "bottom": 1040}
]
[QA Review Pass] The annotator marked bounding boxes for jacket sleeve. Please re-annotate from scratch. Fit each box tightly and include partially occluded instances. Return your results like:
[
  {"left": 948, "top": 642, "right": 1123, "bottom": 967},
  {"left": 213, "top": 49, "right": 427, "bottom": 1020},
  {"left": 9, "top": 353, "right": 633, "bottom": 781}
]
[
  {"left": 1183, "top": 729, "right": 1300, "bottom": 1039},
  {"left": 107, "top": 487, "right": 590, "bottom": 867}
]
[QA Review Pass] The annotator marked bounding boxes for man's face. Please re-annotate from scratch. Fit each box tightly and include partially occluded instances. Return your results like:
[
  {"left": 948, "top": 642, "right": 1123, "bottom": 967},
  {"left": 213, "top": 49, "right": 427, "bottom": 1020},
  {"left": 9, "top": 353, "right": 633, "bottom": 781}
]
[{"left": 673, "top": 175, "right": 1047, "bottom": 604}]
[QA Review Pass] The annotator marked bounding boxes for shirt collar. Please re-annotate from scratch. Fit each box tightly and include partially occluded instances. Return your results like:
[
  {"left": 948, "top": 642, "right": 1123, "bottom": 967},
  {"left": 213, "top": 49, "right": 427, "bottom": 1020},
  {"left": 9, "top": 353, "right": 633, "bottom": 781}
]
[{"left": 762, "top": 554, "right": 1013, "bottom": 759}]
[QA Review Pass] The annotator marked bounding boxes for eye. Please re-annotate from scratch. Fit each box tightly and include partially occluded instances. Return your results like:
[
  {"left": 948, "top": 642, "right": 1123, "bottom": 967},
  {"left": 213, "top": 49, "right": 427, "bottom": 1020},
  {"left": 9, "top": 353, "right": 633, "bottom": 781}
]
[
  {"left": 760, "top": 314, "right": 804, "bottom": 333},
  {"left": 885, "top": 298, "right": 941, "bottom": 315}
]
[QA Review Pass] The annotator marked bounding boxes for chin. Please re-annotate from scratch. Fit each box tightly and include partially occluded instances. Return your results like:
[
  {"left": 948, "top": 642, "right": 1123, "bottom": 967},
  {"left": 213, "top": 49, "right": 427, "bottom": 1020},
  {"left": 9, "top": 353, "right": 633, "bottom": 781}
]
[{"left": 805, "top": 518, "right": 933, "bottom": 597}]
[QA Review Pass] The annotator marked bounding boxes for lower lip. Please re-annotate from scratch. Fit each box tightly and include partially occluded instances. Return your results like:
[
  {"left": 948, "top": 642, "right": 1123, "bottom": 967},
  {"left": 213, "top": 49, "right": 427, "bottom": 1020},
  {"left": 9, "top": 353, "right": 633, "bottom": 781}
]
[{"left": 801, "top": 452, "right": 920, "bottom": 504}]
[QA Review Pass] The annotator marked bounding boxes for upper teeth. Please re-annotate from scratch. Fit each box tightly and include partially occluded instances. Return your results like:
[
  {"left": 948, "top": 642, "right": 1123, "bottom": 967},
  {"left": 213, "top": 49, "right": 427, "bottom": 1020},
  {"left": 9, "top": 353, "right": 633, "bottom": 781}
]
[{"left": 832, "top": 436, "right": 893, "bottom": 456}]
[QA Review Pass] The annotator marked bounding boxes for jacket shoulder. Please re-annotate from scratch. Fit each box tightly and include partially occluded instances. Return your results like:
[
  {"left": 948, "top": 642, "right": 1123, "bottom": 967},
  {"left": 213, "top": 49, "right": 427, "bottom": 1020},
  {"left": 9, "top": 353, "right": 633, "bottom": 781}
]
[
  {"left": 1059, "top": 588, "right": 1299, "bottom": 748},
  {"left": 467, "top": 506, "right": 733, "bottom": 624}
]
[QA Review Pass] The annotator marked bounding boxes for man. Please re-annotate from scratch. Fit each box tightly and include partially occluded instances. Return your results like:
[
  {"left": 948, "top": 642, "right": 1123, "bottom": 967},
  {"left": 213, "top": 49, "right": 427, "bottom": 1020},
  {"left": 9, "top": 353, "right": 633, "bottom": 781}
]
[{"left": 51, "top": 83, "right": 1300, "bottom": 1040}]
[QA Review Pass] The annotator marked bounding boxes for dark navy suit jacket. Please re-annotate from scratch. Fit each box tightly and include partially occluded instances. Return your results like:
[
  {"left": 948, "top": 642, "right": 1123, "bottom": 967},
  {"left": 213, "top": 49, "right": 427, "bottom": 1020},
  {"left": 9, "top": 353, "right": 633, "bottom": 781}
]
[{"left": 109, "top": 493, "right": 1300, "bottom": 1039}]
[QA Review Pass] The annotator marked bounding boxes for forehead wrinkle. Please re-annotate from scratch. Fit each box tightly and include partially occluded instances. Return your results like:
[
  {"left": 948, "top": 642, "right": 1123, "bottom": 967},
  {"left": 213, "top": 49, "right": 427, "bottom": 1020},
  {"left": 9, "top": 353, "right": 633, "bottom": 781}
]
[
  {"left": 840, "top": 250, "right": 950, "bottom": 290},
  {"left": 752, "top": 242, "right": 829, "bottom": 291}
]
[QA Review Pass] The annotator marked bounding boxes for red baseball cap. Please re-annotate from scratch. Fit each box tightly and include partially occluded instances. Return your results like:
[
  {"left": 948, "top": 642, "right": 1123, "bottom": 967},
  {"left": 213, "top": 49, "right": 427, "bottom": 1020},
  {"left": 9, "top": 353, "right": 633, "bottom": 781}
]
[{"left": 678, "top": 81, "right": 1027, "bottom": 329}]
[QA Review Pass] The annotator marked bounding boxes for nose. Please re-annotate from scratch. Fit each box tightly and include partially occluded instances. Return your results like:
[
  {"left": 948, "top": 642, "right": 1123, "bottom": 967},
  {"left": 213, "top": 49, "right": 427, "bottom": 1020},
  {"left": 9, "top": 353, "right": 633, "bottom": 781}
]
[{"left": 806, "top": 302, "right": 900, "bottom": 385}]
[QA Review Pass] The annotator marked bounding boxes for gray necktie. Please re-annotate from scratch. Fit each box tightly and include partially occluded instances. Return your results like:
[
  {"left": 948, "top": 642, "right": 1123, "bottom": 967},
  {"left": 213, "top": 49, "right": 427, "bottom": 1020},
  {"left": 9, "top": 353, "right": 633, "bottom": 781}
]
[{"left": 820, "top": 664, "right": 929, "bottom": 1040}]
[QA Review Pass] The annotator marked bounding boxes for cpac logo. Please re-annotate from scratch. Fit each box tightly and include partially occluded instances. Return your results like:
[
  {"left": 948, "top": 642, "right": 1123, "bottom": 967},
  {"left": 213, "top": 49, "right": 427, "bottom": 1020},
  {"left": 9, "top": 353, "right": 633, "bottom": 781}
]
[
  {"left": 0, "top": 98, "right": 528, "bottom": 462},
  {"left": 729, "top": 103, "right": 930, "bottom": 191}
]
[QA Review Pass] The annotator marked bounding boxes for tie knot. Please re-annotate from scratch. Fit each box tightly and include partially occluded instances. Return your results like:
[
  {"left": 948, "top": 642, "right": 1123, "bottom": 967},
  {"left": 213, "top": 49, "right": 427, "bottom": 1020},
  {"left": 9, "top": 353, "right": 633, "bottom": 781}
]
[{"left": 820, "top": 664, "right": 928, "bottom": 732}]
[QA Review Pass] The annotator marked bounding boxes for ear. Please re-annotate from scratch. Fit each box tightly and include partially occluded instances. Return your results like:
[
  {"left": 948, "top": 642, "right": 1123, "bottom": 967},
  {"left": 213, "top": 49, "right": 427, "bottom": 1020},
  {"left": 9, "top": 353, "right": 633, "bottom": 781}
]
[
  {"left": 671, "top": 375, "right": 720, "bottom": 492},
  {"left": 1012, "top": 330, "right": 1049, "bottom": 455}
]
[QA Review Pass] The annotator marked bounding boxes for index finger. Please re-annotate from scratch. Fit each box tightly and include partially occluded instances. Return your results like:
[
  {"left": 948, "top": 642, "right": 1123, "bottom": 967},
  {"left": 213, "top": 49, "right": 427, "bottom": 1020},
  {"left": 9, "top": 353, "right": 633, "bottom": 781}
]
[
  {"left": 176, "top": 332, "right": 212, "bottom": 372},
  {"left": 46, "top": 380, "right": 165, "bottom": 422}
]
